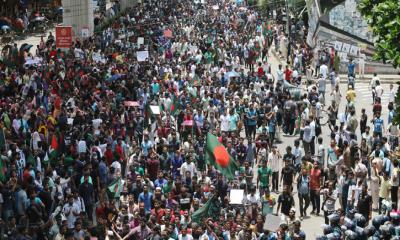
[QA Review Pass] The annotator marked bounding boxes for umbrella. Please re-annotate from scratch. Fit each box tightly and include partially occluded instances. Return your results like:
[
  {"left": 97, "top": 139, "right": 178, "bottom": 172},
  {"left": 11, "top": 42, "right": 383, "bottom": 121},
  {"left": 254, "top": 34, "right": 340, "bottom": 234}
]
[
  {"left": 20, "top": 44, "right": 33, "bottom": 52},
  {"left": 1, "top": 25, "right": 10, "bottom": 31},
  {"left": 0, "top": 17, "right": 12, "bottom": 26},
  {"left": 2, "top": 44, "right": 12, "bottom": 53}
]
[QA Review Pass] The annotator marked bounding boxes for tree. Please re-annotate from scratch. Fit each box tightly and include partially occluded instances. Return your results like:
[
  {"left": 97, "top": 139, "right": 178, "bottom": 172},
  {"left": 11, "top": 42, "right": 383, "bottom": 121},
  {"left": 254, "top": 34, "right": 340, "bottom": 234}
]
[
  {"left": 358, "top": 0, "right": 400, "bottom": 68},
  {"left": 359, "top": 0, "right": 400, "bottom": 125}
]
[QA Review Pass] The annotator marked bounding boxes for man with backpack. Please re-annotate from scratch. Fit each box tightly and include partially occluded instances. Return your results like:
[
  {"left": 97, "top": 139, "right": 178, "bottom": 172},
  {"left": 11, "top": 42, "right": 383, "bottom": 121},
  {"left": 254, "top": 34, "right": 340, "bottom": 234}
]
[{"left": 297, "top": 168, "right": 311, "bottom": 220}]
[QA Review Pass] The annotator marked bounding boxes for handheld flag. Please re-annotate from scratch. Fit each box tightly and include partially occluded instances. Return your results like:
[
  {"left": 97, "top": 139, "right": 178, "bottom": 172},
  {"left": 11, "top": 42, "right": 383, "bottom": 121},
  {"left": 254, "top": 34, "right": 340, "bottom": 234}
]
[
  {"left": 205, "top": 133, "right": 238, "bottom": 180},
  {"left": 108, "top": 177, "right": 123, "bottom": 198}
]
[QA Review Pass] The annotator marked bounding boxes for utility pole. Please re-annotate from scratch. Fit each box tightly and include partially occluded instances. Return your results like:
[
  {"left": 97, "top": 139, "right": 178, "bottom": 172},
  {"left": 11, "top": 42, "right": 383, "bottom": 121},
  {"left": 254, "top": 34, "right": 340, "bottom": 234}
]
[{"left": 285, "top": 0, "right": 291, "bottom": 63}]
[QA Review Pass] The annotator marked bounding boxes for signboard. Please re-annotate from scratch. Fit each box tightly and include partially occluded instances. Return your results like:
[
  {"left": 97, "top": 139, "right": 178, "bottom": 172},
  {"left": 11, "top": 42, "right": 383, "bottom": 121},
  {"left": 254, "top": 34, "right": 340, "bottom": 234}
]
[
  {"left": 229, "top": 189, "right": 244, "bottom": 205},
  {"left": 56, "top": 26, "right": 73, "bottom": 49}
]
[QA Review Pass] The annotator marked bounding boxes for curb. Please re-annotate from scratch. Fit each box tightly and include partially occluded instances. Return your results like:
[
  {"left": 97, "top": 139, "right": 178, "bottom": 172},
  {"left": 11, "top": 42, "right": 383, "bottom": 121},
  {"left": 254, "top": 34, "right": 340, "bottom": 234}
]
[{"left": 270, "top": 49, "right": 399, "bottom": 84}]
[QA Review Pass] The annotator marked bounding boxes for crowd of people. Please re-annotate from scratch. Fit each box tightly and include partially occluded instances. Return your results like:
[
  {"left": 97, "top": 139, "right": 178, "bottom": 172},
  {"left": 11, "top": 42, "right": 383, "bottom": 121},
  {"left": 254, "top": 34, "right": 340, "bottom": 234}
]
[{"left": 0, "top": 0, "right": 399, "bottom": 239}]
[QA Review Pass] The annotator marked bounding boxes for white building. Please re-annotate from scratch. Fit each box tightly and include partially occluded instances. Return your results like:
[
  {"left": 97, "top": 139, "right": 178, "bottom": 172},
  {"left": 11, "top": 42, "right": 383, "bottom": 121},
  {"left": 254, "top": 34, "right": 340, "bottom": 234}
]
[{"left": 62, "top": 0, "right": 94, "bottom": 39}]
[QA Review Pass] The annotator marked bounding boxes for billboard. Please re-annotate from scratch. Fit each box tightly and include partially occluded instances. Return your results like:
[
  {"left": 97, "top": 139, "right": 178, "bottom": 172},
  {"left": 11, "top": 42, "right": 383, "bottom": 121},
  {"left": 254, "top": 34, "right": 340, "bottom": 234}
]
[{"left": 56, "top": 26, "right": 73, "bottom": 49}]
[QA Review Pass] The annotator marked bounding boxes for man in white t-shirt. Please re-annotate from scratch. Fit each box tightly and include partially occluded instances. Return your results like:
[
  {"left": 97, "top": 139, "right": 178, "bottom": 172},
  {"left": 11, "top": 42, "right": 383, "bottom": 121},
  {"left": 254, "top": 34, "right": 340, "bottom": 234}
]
[
  {"left": 319, "top": 63, "right": 328, "bottom": 79},
  {"left": 219, "top": 109, "right": 230, "bottom": 132},
  {"left": 375, "top": 80, "right": 384, "bottom": 100}
]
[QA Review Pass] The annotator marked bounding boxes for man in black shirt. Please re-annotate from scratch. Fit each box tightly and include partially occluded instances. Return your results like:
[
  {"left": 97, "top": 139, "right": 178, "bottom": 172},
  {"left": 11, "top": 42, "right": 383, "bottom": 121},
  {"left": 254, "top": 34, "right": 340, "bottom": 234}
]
[
  {"left": 357, "top": 184, "right": 372, "bottom": 223},
  {"left": 276, "top": 185, "right": 295, "bottom": 216},
  {"left": 281, "top": 160, "right": 295, "bottom": 191},
  {"left": 283, "top": 146, "right": 296, "bottom": 167}
]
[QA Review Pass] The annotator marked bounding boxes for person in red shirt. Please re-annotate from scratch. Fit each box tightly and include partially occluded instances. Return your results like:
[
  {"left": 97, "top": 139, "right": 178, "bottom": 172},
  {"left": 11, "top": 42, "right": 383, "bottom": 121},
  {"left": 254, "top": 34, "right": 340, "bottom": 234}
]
[
  {"left": 284, "top": 65, "right": 292, "bottom": 82},
  {"left": 104, "top": 144, "right": 114, "bottom": 166},
  {"left": 310, "top": 161, "right": 323, "bottom": 216},
  {"left": 257, "top": 62, "right": 265, "bottom": 77},
  {"left": 150, "top": 200, "right": 165, "bottom": 224}
]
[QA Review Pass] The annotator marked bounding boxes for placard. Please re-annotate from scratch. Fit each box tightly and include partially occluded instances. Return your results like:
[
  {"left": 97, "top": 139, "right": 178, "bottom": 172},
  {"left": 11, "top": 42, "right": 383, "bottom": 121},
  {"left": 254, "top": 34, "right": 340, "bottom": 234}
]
[
  {"left": 164, "top": 29, "right": 172, "bottom": 38},
  {"left": 137, "top": 51, "right": 149, "bottom": 62},
  {"left": 350, "top": 45, "right": 358, "bottom": 56},
  {"left": 56, "top": 26, "right": 73, "bottom": 49},
  {"left": 124, "top": 101, "right": 139, "bottom": 107},
  {"left": 334, "top": 41, "right": 343, "bottom": 51},
  {"left": 137, "top": 37, "right": 144, "bottom": 45},
  {"left": 150, "top": 105, "right": 160, "bottom": 115},
  {"left": 263, "top": 214, "right": 281, "bottom": 232},
  {"left": 229, "top": 189, "right": 244, "bottom": 205},
  {"left": 341, "top": 43, "right": 350, "bottom": 53}
]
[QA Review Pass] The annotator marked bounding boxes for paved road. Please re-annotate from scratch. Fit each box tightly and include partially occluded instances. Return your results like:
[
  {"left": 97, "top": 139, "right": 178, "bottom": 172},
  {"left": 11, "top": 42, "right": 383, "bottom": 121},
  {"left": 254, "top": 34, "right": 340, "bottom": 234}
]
[
  {"left": 254, "top": 51, "right": 398, "bottom": 238},
  {"left": 6, "top": 29, "right": 399, "bottom": 237}
]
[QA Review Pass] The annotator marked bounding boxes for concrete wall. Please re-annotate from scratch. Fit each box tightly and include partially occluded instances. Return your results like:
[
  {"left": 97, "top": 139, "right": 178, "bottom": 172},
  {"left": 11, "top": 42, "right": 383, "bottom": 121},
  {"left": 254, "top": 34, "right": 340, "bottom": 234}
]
[
  {"left": 120, "top": 0, "right": 137, "bottom": 11},
  {"left": 62, "top": 0, "right": 94, "bottom": 39}
]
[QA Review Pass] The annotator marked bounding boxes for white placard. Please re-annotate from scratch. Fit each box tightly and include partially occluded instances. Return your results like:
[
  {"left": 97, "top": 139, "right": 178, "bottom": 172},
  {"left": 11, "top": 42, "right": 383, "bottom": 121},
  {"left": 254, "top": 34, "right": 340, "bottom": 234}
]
[
  {"left": 263, "top": 214, "right": 281, "bottom": 232},
  {"left": 137, "top": 51, "right": 149, "bottom": 62},
  {"left": 150, "top": 105, "right": 160, "bottom": 115},
  {"left": 212, "top": 5, "right": 219, "bottom": 10},
  {"left": 229, "top": 189, "right": 244, "bottom": 205},
  {"left": 137, "top": 37, "right": 144, "bottom": 45}
]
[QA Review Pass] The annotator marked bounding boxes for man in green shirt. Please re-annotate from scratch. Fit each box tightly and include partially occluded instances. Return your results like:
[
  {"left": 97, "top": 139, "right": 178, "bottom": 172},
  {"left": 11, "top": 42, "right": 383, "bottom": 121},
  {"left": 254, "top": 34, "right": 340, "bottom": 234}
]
[{"left": 257, "top": 160, "right": 272, "bottom": 196}]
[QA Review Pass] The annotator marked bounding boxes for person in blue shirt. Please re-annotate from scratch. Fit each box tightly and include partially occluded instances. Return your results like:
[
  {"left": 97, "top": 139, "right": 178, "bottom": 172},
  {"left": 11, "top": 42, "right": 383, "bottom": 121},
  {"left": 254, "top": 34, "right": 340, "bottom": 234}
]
[
  {"left": 138, "top": 185, "right": 153, "bottom": 213},
  {"left": 348, "top": 59, "right": 355, "bottom": 77},
  {"left": 154, "top": 171, "right": 167, "bottom": 188},
  {"left": 372, "top": 112, "right": 384, "bottom": 139},
  {"left": 246, "top": 103, "right": 258, "bottom": 140}
]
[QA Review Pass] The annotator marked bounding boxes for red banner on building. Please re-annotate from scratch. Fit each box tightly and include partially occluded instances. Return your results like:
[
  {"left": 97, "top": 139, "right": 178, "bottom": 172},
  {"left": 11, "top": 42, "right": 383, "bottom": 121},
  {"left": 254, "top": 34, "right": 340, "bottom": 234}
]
[{"left": 56, "top": 26, "right": 72, "bottom": 49}]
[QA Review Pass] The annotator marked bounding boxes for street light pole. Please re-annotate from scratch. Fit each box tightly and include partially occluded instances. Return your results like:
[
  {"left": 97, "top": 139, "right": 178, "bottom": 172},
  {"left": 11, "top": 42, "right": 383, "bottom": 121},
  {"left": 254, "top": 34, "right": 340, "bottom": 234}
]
[{"left": 285, "top": 0, "right": 291, "bottom": 63}]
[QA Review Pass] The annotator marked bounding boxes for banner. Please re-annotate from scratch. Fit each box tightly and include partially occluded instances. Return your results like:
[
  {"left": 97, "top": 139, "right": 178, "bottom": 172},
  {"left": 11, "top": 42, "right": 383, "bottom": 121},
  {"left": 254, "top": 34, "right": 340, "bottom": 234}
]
[{"left": 56, "top": 26, "right": 73, "bottom": 49}]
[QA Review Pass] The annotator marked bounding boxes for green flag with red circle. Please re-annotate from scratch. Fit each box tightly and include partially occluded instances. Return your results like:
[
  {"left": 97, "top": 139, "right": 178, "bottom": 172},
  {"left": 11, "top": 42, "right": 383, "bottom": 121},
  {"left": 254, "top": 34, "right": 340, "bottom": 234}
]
[{"left": 205, "top": 133, "right": 238, "bottom": 180}]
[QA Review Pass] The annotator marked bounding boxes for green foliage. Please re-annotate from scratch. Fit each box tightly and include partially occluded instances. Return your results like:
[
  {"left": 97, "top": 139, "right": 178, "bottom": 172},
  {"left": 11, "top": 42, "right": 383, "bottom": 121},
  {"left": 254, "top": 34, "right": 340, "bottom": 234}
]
[
  {"left": 359, "top": 0, "right": 400, "bottom": 125},
  {"left": 358, "top": 0, "right": 400, "bottom": 68}
]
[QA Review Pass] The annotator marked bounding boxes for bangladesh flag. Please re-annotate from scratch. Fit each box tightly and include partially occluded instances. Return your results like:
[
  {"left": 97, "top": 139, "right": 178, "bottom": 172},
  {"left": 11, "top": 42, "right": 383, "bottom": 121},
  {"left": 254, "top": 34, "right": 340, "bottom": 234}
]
[
  {"left": 191, "top": 197, "right": 213, "bottom": 223},
  {"left": 170, "top": 96, "right": 180, "bottom": 115},
  {"left": 205, "top": 133, "right": 238, "bottom": 180},
  {"left": 49, "top": 134, "right": 58, "bottom": 163},
  {"left": 108, "top": 177, "right": 123, "bottom": 198}
]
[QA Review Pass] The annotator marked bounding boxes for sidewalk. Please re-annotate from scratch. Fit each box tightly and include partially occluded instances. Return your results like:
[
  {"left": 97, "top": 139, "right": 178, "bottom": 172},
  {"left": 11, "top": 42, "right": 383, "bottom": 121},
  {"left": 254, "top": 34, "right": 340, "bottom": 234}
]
[{"left": 270, "top": 49, "right": 399, "bottom": 84}]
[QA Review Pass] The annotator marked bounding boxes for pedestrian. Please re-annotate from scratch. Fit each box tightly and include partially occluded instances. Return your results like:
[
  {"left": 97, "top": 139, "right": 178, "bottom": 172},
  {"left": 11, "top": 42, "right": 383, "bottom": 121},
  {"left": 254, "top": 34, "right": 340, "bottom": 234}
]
[
  {"left": 378, "top": 171, "right": 391, "bottom": 214},
  {"left": 268, "top": 146, "right": 281, "bottom": 193},
  {"left": 322, "top": 181, "right": 337, "bottom": 224},
  {"left": 297, "top": 168, "right": 310, "bottom": 220},
  {"left": 310, "top": 161, "right": 322, "bottom": 216},
  {"left": 276, "top": 185, "right": 295, "bottom": 218}
]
